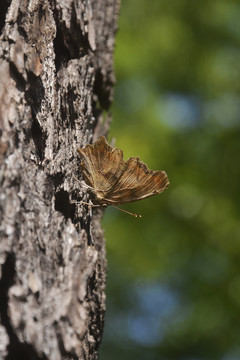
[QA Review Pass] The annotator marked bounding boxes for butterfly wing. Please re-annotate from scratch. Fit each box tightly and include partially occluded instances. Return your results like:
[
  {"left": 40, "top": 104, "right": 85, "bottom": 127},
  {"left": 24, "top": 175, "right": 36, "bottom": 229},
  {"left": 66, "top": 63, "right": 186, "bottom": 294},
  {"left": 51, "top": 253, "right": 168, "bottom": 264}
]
[
  {"left": 103, "top": 157, "right": 169, "bottom": 204},
  {"left": 77, "top": 136, "right": 127, "bottom": 193}
]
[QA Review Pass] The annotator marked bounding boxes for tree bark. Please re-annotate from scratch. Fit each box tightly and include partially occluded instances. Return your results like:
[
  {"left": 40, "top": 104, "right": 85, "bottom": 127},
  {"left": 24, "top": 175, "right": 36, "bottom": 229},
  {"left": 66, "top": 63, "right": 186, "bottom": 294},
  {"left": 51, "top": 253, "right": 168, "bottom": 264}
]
[{"left": 0, "top": 0, "right": 119, "bottom": 359}]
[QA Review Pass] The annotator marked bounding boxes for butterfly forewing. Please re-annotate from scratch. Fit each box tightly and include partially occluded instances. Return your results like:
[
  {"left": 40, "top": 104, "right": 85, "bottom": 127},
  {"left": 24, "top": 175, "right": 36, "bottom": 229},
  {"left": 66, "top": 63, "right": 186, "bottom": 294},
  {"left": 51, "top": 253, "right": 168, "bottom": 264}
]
[{"left": 77, "top": 137, "right": 127, "bottom": 194}]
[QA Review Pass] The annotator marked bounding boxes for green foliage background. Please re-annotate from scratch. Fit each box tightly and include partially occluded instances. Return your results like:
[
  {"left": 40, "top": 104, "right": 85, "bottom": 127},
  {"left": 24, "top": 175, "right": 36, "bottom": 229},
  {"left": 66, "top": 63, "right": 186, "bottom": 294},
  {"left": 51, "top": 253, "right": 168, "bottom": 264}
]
[{"left": 100, "top": 1, "right": 240, "bottom": 359}]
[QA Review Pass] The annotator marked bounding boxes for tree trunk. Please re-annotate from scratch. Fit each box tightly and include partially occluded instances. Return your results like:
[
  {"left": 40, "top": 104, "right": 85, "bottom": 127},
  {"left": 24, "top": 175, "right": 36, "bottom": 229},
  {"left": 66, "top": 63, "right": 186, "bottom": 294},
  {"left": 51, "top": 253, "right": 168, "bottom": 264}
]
[{"left": 0, "top": 0, "right": 119, "bottom": 359}]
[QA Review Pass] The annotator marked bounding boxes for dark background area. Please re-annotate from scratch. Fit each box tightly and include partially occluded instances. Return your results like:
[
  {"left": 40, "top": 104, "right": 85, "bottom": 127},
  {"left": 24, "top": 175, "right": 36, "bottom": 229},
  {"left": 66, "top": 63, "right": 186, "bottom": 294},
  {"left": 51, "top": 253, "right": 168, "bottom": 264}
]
[{"left": 100, "top": 1, "right": 240, "bottom": 359}]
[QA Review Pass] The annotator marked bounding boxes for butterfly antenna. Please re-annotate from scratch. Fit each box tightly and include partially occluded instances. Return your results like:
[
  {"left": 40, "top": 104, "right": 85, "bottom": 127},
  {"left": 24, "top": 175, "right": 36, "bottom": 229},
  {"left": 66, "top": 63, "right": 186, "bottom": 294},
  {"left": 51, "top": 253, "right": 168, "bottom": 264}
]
[{"left": 111, "top": 205, "right": 142, "bottom": 218}]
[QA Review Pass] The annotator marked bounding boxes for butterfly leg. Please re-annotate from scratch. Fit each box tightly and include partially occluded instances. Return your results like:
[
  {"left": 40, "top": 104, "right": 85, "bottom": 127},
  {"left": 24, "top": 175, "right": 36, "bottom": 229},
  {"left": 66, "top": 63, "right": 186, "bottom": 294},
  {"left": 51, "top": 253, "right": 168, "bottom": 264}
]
[{"left": 73, "top": 175, "right": 92, "bottom": 190}]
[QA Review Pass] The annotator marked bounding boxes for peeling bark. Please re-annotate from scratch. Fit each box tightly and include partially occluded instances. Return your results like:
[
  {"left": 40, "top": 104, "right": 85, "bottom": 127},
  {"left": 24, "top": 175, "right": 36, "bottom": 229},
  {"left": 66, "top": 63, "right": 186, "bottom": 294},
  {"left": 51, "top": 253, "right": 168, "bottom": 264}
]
[{"left": 0, "top": 0, "right": 120, "bottom": 359}]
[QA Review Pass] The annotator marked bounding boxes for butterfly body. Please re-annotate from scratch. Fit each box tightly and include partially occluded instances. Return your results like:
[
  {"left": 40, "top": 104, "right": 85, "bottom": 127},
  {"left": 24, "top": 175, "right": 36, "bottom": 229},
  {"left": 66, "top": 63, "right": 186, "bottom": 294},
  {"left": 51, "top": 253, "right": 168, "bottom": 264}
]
[{"left": 77, "top": 136, "right": 169, "bottom": 207}]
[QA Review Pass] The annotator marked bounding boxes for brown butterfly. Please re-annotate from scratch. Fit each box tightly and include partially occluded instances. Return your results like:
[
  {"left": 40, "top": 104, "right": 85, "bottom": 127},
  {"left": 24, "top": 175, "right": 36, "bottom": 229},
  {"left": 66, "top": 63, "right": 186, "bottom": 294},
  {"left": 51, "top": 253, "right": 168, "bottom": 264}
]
[{"left": 77, "top": 136, "right": 170, "bottom": 217}]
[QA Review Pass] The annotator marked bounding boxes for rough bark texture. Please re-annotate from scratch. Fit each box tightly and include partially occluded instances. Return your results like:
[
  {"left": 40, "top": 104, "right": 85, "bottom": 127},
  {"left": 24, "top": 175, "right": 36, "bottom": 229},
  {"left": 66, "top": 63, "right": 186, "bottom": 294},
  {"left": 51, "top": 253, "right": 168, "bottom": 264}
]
[{"left": 0, "top": 0, "right": 119, "bottom": 359}]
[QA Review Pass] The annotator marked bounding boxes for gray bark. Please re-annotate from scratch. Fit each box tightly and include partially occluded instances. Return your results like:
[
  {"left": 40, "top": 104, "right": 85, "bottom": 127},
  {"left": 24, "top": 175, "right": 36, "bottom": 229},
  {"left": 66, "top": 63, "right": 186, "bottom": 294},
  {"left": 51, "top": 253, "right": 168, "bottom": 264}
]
[{"left": 0, "top": 0, "right": 119, "bottom": 359}]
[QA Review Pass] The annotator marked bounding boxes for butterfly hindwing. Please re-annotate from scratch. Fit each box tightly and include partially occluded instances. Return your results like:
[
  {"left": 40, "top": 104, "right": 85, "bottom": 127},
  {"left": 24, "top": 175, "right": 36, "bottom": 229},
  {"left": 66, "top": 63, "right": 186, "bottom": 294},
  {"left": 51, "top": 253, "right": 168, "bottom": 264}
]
[{"left": 104, "top": 157, "right": 169, "bottom": 204}]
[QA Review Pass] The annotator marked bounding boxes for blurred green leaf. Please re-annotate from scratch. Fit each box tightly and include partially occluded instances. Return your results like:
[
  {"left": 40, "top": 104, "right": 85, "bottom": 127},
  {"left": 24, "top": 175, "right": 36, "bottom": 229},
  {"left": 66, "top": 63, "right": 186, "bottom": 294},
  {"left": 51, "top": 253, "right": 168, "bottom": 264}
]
[{"left": 100, "top": 0, "right": 240, "bottom": 359}]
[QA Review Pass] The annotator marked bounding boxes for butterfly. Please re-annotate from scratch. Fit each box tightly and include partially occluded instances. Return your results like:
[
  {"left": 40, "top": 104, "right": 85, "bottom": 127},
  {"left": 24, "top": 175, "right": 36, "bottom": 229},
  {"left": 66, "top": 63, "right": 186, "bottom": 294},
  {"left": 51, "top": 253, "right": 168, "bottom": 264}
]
[{"left": 77, "top": 136, "right": 170, "bottom": 217}]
